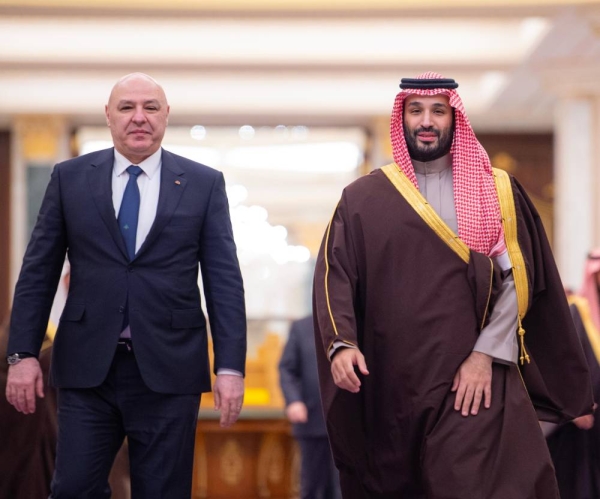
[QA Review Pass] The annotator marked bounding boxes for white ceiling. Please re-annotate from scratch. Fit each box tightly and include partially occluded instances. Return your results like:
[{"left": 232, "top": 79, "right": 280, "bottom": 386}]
[
  {"left": 1, "top": 2, "right": 599, "bottom": 131},
  {"left": 4, "top": 1, "right": 600, "bottom": 299}
]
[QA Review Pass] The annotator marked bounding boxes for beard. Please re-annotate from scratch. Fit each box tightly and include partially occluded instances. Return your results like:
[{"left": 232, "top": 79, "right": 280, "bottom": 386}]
[{"left": 403, "top": 121, "right": 454, "bottom": 162}]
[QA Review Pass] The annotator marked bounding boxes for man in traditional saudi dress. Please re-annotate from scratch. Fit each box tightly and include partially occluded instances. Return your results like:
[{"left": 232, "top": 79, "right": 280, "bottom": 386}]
[
  {"left": 546, "top": 250, "right": 600, "bottom": 499},
  {"left": 312, "top": 72, "right": 594, "bottom": 499}
]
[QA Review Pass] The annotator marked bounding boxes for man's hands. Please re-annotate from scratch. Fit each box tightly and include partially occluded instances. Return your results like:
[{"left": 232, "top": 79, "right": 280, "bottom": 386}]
[
  {"left": 213, "top": 374, "right": 244, "bottom": 428},
  {"left": 331, "top": 347, "right": 369, "bottom": 393},
  {"left": 6, "top": 358, "right": 44, "bottom": 414},
  {"left": 451, "top": 351, "right": 493, "bottom": 417},
  {"left": 285, "top": 401, "right": 308, "bottom": 424}
]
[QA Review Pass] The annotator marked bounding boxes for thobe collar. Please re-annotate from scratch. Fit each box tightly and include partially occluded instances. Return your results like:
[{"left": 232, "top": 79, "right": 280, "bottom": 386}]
[{"left": 411, "top": 153, "right": 452, "bottom": 175}]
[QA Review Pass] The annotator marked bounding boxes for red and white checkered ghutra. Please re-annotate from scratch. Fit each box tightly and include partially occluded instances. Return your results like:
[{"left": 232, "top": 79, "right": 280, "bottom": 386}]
[{"left": 390, "top": 71, "right": 505, "bottom": 257}]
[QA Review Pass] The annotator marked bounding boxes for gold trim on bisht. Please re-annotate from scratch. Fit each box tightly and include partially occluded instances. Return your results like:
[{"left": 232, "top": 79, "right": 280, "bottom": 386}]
[
  {"left": 480, "top": 258, "right": 494, "bottom": 331},
  {"left": 381, "top": 163, "right": 470, "bottom": 264},
  {"left": 568, "top": 295, "right": 600, "bottom": 366},
  {"left": 381, "top": 164, "right": 531, "bottom": 363},
  {"left": 493, "top": 167, "right": 530, "bottom": 365},
  {"left": 323, "top": 204, "right": 341, "bottom": 338},
  {"left": 323, "top": 204, "right": 360, "bottom": 359}
]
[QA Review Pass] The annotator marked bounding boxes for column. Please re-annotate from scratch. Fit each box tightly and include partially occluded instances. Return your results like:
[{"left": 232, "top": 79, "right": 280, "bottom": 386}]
[
  {"left": 553, "top": 96, "right": 600, "bottom": 290},
  {"left": 10, "top": 115, "right": 70, "bottom": 296}
]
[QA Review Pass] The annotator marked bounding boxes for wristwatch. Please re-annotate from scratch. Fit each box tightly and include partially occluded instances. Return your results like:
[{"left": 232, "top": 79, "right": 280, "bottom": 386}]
[{"left": 6, "top": 353, "right": 36, "bottom": 365}]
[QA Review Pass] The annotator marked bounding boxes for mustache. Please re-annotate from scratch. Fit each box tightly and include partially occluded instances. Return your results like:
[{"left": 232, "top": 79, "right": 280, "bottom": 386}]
[{"left": 413, "top": 127, "right": 440, "bottom": 137}]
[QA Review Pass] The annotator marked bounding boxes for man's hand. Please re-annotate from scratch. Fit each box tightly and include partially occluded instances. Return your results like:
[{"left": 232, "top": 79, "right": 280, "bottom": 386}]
[
  {"left": 573, "top": 403, "right": 597, "bottom": 430},
  {"left": 573, "top": 414, "right": 595, "bottom": 430},
  {"left": 451, "top": 351, "right": 492, "bottom": 416},
  {"left": 285, "top": 401, "right": 308, "bottom": 424},
  {"left": 331, "top": 347, "right": 369, "bottom": 393},
  {"left": 213, "top": 374, "right": 244, "bottom": 428},
  {"left": 6, "top": 357, "right": 44, "bottom": 414}
]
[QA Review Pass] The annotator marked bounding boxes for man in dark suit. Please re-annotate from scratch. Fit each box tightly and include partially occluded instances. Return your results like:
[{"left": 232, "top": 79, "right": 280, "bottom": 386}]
[
  {"left": 5, "top": 73, "right": 247, "bottom": 498},
  {"left": 279, "top": 316, "right": 341, "bottom": 499}
]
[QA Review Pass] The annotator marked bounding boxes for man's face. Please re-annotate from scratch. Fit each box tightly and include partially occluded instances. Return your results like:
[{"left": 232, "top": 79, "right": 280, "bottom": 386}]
[
  {"left": 403, "top": 94, "right": 454, "bottom": 162},
  {"left": 105, "top": 75, "right": 170, "bottom": 165}
]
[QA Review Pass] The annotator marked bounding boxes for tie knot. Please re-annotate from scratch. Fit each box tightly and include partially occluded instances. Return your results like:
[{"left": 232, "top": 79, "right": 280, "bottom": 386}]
[{"left": 127, "top": 165, "right": 143, "bottom": 178}]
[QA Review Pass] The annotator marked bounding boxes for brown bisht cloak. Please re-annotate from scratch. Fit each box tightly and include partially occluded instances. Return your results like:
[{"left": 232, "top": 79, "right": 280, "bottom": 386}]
[
  {"left": 313, "top": 167, "right": 593, "bottom": 499},
  {"left": 546, "top": 298, "right": 600, "bottom": 499}
]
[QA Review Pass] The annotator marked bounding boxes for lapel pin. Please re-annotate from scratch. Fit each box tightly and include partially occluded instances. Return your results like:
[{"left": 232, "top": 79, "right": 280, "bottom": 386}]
[{"left": 175, "top": 180, "right": 181, "bottom": 185}]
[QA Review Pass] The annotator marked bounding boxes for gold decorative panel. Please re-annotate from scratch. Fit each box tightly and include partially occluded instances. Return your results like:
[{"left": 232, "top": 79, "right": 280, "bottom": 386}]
[{"left": 220, "top": 439, "right": 244, "bottom": 486}]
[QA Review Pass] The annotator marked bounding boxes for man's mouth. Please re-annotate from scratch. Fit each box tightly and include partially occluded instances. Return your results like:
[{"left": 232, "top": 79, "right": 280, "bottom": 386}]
[{"left": 417, "top": 132, "right": 438, "bottom": 143}]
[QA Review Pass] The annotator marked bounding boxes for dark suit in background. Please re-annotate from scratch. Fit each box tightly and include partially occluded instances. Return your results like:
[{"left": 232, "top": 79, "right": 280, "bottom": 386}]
[
  {"left": 5, "top": 74, "right": 246, "bottom": 499},
  {"left": 279, "top": 316, "right": 341, "bottom": 499}
]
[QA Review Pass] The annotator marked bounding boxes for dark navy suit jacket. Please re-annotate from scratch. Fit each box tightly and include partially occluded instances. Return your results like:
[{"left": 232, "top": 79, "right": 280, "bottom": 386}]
[
  {"left": 279, "top": 316, "right": 327, "bottom": 438},
  {"left": 9, "top": 147, "right": 246, "bottom": 394}
]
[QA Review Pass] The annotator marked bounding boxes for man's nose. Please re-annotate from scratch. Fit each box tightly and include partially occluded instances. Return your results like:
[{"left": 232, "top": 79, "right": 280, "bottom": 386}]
[
  {"left": 132, "top": 107, "right": 147, "bottom": 123},
  {"left": 421, "top": 111, "right": 432, "bottom": 128}
]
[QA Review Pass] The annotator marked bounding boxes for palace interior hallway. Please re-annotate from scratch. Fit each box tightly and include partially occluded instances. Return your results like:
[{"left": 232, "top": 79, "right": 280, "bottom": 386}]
[{"left": 1, "top": 0, "right": 600, "bottom": 497}]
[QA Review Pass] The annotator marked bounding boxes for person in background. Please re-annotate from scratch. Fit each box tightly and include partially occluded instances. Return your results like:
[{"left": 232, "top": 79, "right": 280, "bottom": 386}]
[
  {"left": 0, "top": 313, "right": 56, "bottom": 499},
  {"left": 5, "top": 73, "right": 246, "bottom": 499},
  {"left": 546, "top": 250, "right": 600, "bottom": 499},
  {"left": 0, "top": 263, "right": 130, "bottom": 499},
  {"left": 279, "top": 316, "right": 341, "bottom": 499},
  {"left": 313, "top": 71, "right": 594, "bottom": 498}
]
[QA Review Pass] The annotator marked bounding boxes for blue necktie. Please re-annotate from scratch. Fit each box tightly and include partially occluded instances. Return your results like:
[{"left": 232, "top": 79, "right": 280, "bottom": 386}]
[{"left": 118, "top": 165, "right": 143, "bottom": 261}]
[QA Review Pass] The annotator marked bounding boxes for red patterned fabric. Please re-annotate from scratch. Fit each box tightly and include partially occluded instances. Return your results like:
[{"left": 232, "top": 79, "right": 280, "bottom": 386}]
[
  {"left": 580, "top": 249, "right": 600, "bottom": 331},
  {"left": 390, "top": 71, "right": 505, "bottom": 257}
]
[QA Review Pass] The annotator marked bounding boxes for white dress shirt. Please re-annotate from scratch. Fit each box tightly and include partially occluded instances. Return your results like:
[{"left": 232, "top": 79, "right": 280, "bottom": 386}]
[
  {"left": 112, "top": 148, "right": 161, "bottom": 253},
  {"left": 112, "top": 148, "right": 241, "bottom": 376},
  {"left": 113, "top": 149, "right": 161, "bottom": 340}
]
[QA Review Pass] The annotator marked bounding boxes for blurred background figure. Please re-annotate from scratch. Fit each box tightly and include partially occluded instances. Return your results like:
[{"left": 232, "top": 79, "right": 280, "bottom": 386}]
[
  {"left": 0, "top": 313, "right": 56, "bottom": 499},
  {"left": 279, "top": 316, "right": 341, "bottom": 499},
  {"left": 0, "top": 262, "right": 131, "bottom": 499},
  {"left": 546, "top": 249, "right": 600, "bottom": 499}
]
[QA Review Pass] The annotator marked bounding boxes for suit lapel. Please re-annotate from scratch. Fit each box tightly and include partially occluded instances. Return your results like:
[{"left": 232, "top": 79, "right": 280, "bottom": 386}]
[
  {"left": 135, "top": 149, "right": 187, "bottom": 259},
  {"left": 88, "top": 148, "right": 129, "bottom": 260}
]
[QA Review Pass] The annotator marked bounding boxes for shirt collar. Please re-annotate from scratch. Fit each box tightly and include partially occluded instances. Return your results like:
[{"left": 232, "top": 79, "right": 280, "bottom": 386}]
[
  {"left": 411, "top": 153, "right": 453, "bottom": 175},
  {"left": 113, "top": 148, "right": 162, "bottom": 180}
]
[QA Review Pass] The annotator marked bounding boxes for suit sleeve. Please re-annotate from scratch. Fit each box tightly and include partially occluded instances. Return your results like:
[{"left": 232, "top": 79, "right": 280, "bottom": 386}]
[
  {"left": 313, "top": 191, "right": 360, "bottom": 359},
  {"left": 198, "top": 172, "right": 247, "bottom": 375},
  {"left": 8, "top": 164, "right": 68, "bottom": 356},
  {"left": 278, "top": 322, "right": 303, "bottom": 406}
]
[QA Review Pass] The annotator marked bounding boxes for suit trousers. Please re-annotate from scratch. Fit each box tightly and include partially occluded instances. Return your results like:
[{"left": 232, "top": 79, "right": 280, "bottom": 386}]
[{"left": 50, "top": 344, "right": 201, "bottom": 499}]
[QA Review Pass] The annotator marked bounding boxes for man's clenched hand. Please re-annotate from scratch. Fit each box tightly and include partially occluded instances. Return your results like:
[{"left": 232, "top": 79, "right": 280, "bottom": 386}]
[{"left": 331, "top": 348, "right": 369, "bottom": 393}]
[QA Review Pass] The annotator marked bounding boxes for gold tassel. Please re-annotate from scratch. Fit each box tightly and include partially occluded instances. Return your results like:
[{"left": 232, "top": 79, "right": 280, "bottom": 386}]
[{"left": 518, "top": 318, "right": 530, "bottom": 365}]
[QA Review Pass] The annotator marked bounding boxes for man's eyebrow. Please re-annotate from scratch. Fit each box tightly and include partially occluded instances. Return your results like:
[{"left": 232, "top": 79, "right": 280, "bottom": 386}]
[
  {"left": 406, "top": 101, "right": 448, "bottom": 108},
  {"left": 117, "top": 99, "right": 161, "bottom": 106}
]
